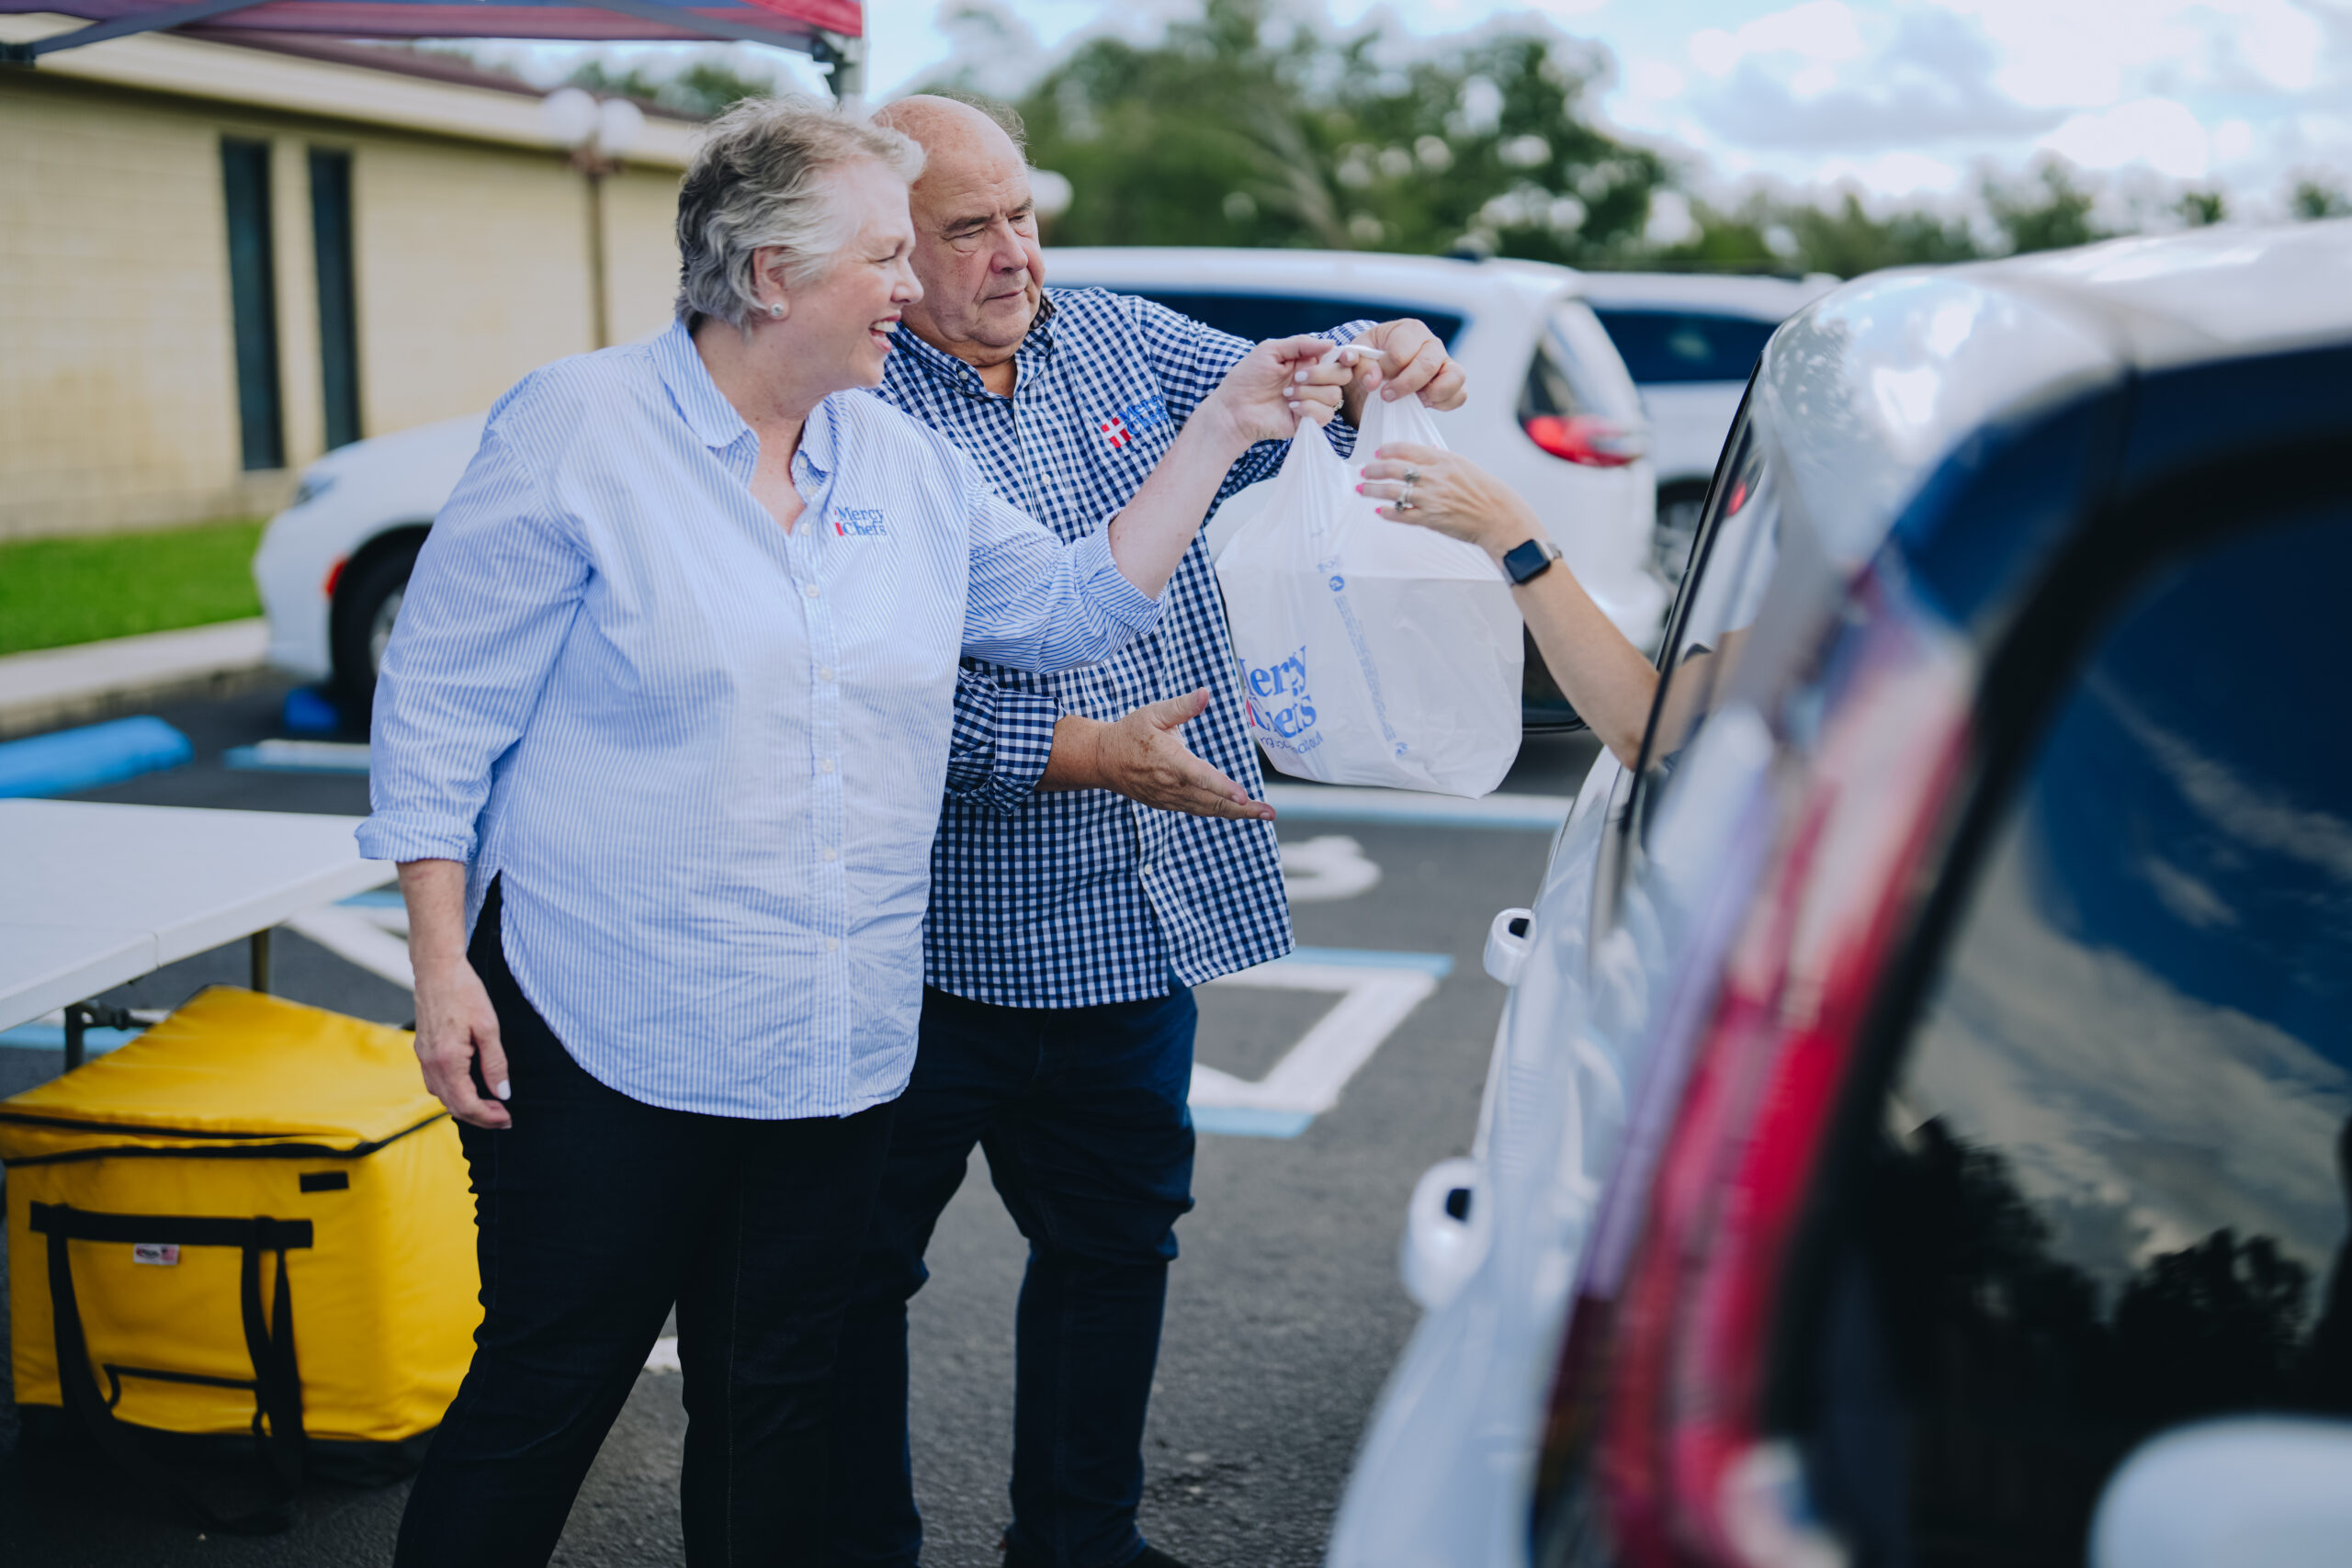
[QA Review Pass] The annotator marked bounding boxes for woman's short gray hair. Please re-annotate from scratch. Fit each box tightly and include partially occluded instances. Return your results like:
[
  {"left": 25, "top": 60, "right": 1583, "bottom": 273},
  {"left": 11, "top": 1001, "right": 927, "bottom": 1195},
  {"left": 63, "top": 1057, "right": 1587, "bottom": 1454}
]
[{"left": 674, "top": 97, "right": 925, "bottom": 331}]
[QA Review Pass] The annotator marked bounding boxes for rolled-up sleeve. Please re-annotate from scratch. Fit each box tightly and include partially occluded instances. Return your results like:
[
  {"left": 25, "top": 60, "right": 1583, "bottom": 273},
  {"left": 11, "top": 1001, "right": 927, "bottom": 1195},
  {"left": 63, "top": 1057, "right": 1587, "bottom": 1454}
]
[
  {"left": 355, "top": 408, "right": 588, "bottom": 864},
  {"left": 958, "top": 461, "right": 1160, "bottom": 673},
  {"left": 1127, "top": 297, "right": 1374, "bottom": 500},
  {"left": 942, "top": 666, "right": 1062, "bottom": 815}
]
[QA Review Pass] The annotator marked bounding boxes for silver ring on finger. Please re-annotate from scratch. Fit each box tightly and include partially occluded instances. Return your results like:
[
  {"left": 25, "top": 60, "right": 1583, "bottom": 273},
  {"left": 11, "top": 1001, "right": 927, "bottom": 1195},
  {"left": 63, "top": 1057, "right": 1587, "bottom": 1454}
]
[{"left": 1396, "top": 475, "right": 1418, "bottom": 511}]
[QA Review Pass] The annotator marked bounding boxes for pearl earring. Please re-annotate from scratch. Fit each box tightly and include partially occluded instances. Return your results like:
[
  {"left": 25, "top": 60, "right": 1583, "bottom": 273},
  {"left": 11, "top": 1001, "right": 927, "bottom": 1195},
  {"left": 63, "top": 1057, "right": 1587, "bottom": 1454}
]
[{"left": 767, "top": 301, "right": 785, "bottom": 320}]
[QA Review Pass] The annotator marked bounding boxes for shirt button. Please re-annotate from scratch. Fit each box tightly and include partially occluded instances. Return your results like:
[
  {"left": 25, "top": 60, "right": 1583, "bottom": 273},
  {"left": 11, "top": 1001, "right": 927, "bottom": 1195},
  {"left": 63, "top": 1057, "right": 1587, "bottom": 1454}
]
[
  {"left": 819, "top": 758, "right": 835, "bottom": 773},
  {"left": 819, "top": 666, "right": 835, "bottom": 682},
  {"left": 822, "top": 847, "right": 838, "bottom": 863},
  {"left": 803, "top": 583, "right": 820, "bottom": 599},
  {"left": 824, "top": 937, "right": 840, "bottom": 953}
]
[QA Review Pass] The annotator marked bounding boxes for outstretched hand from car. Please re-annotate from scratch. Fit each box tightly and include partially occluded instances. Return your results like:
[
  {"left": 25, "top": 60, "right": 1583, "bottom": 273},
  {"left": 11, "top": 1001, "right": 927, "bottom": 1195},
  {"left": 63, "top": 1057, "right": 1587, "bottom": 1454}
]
[
  {"left": 1040, "top": 689, "right": 1276, "bottom": 821},
  {"left": 1356, "top": 442, "right": 1535, "bottom": 559},
  {"left": 1203, "top": 336, "right": 1356, "bottom": 450},
  {"left": 1361, "top": 443, "right": 1663, "bottom": 770}
]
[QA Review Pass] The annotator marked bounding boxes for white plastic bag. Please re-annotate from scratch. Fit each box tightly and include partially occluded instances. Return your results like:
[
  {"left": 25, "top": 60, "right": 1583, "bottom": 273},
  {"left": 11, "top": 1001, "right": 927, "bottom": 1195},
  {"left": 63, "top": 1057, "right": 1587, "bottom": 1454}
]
[{"left": 1215, "top": 392, "right": 1522, "bottom": 795}]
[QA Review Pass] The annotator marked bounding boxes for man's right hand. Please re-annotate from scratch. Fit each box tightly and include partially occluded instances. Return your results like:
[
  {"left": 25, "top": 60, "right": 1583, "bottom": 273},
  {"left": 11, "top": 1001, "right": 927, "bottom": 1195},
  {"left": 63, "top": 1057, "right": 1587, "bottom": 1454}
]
[{"left": 1040, "top": 689, "right": 1276, "bottom": 821}]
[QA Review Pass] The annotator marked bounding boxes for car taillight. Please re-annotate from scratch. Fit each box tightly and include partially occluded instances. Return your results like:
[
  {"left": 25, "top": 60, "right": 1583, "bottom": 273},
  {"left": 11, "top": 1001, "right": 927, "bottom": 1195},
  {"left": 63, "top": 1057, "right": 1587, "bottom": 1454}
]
[
  {"left": 1558, "top": 581, "right": 1974, "bottom": 1568},
  {"left": 1524, "top": 413, "right": 1647, "bottom": 467}
]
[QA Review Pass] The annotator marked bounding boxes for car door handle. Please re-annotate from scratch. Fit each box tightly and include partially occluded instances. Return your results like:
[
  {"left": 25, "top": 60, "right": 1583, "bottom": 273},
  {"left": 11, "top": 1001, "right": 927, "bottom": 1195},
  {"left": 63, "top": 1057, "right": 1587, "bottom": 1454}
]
[
  {"left": 1400, "top": 1156, "right": 1487, "bottom": 1312},
  {"left": 1485, "top": 907, "right": 1534, "bottom": 987}
]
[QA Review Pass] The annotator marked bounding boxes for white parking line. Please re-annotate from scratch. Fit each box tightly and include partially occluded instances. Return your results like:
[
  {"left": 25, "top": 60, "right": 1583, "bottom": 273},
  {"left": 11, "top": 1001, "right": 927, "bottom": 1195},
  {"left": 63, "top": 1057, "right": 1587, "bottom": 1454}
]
[
  {"left": 1263, "top": 784, "right": 1572, "bottom": 832},
  {"left": 1193, "top": 947, "right": 1451, "bottom": 1138},
  {"left": 294, "top": 895, "right": 1442, "bottom": 1145},
  {"left": 223, "top": 739, "right": 372, "bottom": 774},
  {"left": 1279, "top": 835, "right": 1382, "bottom": 902}
]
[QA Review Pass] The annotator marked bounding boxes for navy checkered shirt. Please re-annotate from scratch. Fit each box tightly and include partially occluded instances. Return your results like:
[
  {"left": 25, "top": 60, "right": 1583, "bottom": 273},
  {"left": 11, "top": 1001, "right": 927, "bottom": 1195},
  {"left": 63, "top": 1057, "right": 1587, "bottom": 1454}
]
[{"left": 873, "top": 288, "right": 1369, "bottom": 1007}]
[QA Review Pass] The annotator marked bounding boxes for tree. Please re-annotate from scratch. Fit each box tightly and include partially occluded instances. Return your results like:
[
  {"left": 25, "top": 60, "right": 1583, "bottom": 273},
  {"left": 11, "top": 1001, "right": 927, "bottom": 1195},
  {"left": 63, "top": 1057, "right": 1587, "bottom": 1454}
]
[
  {"left": 566, "top": 56, "right": 777, "bottom": 118},
  {"left": 997, "top": 0, "right": 1668, "bottom": 265},
  {"left": 1653, "top": 191, "right": 1979, "bottom": 279},
  {"left": 2177, "top": 189, "right": 2226, "bottom": 227},
  {"left": 1987, "top": 159, "right": 2105, "bottom": 255},
  {"left": 2291, "top": 178, "right": 2352, "bottom": 220}
]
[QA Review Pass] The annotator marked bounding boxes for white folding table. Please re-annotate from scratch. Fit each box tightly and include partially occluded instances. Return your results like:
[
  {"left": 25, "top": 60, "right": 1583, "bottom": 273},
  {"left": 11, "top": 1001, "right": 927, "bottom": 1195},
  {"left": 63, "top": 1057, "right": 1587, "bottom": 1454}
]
[{"left": 0, "top": 800, "right": 395, "bottom": 1066}]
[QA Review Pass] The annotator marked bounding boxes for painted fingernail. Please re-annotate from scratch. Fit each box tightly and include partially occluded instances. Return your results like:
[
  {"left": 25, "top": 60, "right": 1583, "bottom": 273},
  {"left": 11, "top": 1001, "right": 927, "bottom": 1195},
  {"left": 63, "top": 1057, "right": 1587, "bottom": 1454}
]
[
  {"left": 1293, "top": 368, "right": 1309, "bottom": 382},
  {"left": 493, "top": 1079, "right": 511, "bottom": 1100}
]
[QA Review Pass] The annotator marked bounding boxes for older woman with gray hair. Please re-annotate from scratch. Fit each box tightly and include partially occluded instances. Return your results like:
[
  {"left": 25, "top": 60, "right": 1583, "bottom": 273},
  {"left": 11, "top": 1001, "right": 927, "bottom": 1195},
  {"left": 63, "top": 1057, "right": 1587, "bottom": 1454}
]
[{"left": 360, "top": 98, "right": 1348, "bottom": 1567}]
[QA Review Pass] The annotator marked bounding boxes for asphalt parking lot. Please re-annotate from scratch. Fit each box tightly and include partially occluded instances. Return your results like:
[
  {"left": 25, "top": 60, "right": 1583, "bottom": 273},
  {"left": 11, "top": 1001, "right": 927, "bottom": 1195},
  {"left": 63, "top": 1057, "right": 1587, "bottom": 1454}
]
[{"left": 0, "top": 676, "right": 1600, "bottom": 1567}]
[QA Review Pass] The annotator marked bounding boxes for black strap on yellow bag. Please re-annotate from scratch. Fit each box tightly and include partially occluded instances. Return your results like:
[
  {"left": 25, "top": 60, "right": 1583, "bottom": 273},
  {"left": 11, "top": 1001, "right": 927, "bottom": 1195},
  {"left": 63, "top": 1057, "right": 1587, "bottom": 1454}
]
[{"left": 30, "top": 1201, "right": 312, "bottom": 1535}]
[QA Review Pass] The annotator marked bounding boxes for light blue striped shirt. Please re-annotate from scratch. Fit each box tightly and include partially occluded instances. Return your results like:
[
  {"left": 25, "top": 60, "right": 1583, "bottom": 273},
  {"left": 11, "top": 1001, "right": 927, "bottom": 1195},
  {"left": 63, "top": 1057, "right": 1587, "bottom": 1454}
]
[{"left": 356, "top": 322, "right": 1163, "bottom": 1119}]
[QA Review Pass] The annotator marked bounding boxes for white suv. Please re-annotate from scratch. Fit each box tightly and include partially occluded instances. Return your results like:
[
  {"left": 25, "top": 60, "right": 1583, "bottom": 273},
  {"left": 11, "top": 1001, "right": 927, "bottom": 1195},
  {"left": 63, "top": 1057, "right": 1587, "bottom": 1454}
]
[
  {"left": 1576, "top": 270, "right": 1833, "bottom": 588},
  {"left": 253, "top": 249, "right": 1662, "bottom": 726}
]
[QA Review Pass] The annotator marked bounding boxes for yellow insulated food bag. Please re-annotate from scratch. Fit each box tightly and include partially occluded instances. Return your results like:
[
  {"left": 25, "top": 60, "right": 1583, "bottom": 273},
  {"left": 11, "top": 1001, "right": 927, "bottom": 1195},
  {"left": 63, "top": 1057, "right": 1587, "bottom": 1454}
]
[{"left": 0, "top": 987, "right": 479, "bottom": 1496}]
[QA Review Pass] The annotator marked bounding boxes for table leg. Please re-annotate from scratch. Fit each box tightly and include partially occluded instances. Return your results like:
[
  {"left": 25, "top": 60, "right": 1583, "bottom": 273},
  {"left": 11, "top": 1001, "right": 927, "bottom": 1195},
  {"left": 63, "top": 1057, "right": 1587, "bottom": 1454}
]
[
  {"left": 251, "top": 928, "right": 273, "bottom": 995},
  {"left": 64, "top": 1003, "right": 86, "bottom": 1072}
]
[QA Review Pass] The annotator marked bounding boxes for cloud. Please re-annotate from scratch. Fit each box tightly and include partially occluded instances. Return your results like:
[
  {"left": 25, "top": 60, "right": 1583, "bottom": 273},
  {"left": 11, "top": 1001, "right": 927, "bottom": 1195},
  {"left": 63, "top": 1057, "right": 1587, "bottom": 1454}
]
[
  {"left": 2142, "top": 854, "right": 2240, "bottom": 930},
  {"left": 2099, "top": 675, "right": 2352, "bottom": 886},
  {"left": 1686, "top": 6, "right": 2065, "bottom": 152},
  {"left": 1908, "top": 819, "right": 2351, "bottom": 1291},
  {"left": 1939, "top": 0, "right": 2330, "bottom": 106},
  {"left": 2041, "top": 96, "right": 2214, "bottom": 178},
  {"left": 1691, "top": 0, "right": 1869, "bottom": 76}
]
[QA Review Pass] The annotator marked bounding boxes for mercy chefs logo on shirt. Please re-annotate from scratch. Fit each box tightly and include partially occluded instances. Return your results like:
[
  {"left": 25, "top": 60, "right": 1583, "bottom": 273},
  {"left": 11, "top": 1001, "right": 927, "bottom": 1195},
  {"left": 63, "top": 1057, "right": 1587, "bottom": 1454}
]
[
  {"left": 831, "top": 506, "right": 888, "bottom": 537},
  {"left": 1098, "top": 392, "right": 1170, "bottom": 449}
]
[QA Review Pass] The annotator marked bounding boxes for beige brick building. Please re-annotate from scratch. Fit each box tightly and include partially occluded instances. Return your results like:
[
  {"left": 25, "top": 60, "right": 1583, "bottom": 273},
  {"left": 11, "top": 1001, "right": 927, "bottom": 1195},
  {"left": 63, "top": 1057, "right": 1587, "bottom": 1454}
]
[{"left": 0, "top": 16, "right": 695, "bottom": 539}]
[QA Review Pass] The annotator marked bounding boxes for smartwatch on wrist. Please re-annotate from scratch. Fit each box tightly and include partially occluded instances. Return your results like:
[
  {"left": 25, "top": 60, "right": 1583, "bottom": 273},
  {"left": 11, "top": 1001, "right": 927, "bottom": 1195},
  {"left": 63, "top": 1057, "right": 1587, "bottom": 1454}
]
[{"left": 1500, "top": 536, "right": 1563, "bottom": 585}]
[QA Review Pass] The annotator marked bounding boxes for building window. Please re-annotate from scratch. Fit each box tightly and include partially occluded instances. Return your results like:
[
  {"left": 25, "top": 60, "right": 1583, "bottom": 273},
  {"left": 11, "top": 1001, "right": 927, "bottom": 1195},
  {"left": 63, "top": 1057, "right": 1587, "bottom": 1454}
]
[
  {"left": 309, "top": 148, "right": 362, "bottom": 451},
  {"left": 220, "top": 137, "right": 284, "bottom": 471}
]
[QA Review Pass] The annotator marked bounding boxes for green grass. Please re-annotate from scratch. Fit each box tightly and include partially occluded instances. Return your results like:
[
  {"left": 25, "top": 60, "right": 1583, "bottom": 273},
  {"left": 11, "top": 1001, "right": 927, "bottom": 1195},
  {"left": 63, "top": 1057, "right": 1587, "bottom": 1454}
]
[{"left": 0, "top": 518, "right": 266, "bottom": 658}]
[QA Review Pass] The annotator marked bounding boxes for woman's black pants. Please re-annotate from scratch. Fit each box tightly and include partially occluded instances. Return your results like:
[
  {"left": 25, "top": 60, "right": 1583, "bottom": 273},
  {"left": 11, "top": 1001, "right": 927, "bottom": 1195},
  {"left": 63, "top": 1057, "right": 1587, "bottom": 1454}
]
[{"left": 392, "top": 884, "right": 895, "bottom": 1567}]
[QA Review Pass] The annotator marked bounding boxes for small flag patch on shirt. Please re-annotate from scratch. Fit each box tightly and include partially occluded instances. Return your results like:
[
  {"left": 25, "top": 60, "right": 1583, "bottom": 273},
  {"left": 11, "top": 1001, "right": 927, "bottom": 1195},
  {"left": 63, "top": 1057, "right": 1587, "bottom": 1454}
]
[
  {"left": 132, "top": 1243, "right": 180, "bottom": 1266},
  {"left": 1099, "top": 393, "right": 1170, "bottom": 450}
]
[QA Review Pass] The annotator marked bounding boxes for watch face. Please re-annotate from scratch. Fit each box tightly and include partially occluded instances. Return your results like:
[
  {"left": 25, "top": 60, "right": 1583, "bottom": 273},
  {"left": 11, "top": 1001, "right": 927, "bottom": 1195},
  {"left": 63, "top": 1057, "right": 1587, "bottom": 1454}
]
[{"left": 1503, "top": 539, "right": 1554, "bottom": 582}]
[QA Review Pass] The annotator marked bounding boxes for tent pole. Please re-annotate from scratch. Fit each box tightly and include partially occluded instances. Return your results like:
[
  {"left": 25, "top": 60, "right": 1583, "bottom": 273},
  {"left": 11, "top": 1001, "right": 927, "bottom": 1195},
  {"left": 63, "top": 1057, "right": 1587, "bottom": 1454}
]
[
  {"left": 1, "top": 0, "right": 275, "bottom": 64},
  {"left": 812, "top": 30, "right": 862, "bottom": 108}
]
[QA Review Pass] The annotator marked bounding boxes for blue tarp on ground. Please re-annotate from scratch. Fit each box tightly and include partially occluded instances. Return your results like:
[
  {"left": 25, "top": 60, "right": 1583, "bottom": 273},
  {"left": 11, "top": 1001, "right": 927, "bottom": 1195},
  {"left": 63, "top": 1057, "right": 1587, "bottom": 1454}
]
[{"left": 0, "top": 716, "right": 191, "bottom": 797}]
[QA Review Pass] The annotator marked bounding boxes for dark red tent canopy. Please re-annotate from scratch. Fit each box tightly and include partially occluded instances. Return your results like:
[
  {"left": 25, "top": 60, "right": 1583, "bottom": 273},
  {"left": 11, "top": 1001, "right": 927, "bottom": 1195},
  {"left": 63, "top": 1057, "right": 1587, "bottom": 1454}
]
[{"left": 1, "top": 0, "right": 862, "bottom": 87}]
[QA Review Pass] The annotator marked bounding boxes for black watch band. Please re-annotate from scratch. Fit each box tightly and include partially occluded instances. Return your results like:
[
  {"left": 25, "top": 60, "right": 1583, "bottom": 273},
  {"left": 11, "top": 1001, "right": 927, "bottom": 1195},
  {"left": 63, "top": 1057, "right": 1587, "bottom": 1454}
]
[{"left": 1500, "top": 536, "right": 1562, "bottom": 585}]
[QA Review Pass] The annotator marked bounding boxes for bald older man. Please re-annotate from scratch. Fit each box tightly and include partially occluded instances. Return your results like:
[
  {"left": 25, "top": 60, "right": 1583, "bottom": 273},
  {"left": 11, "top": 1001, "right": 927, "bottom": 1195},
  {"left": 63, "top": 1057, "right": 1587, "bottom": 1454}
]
[{"left": 823, "top": 95, "right": 1466, "bottom": 1568}]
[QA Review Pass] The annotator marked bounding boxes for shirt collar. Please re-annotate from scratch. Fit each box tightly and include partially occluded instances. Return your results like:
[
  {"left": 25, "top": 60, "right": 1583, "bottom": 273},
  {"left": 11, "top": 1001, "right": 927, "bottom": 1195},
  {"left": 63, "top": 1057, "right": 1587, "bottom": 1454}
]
[
  {"left": 797, "top": 396, "right": 841, "bottom": 481},
  {"left": 889, "top": 289, "right": 1056, "bottom": 397},
  {"left": 654, "top": 319, "right": 752, "bottom": 451}
]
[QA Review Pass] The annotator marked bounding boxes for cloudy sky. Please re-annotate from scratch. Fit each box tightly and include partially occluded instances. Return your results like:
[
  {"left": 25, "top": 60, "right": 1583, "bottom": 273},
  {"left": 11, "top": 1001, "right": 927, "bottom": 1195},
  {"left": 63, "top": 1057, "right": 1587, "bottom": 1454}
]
[{"left": 853, "top": 0, "right": 2352, "bottom": 216}]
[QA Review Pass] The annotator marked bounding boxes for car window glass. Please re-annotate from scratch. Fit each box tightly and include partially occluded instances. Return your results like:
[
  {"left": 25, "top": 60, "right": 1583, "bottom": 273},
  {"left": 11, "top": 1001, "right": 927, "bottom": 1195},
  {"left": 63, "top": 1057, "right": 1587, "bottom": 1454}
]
[
  {"left": 1088, "top": 289, "right": 1466, "bottom": 350},
  {"left": 1533, "top": 299, "right": 1645, "bottom": 423},
  {"left": 1627, "top": 434, "right": 1781, "bottom": 851},
  {"left": 1593, "top": 308, "right": 1778, "bottom": 386},
  {"left": 1815, "top": 502, "right": 2352, "bottom": 1562}
]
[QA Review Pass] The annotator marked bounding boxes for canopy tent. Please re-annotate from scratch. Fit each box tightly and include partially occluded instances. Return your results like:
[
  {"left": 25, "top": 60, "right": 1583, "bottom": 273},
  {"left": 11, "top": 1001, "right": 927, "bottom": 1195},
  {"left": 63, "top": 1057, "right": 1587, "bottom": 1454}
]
[{"left": 0, "top": 0, "right": 863, "bottom": 94}]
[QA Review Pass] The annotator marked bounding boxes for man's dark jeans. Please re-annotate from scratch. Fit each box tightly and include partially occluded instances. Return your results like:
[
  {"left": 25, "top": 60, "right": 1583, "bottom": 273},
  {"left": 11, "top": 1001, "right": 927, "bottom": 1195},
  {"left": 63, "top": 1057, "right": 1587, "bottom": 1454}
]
[
  {"left": 825, "top": 982, "right": 1198, "bottom": 1568},
  {"left": 392, "top": 883, "right": 896, "bottom": 1568}
]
